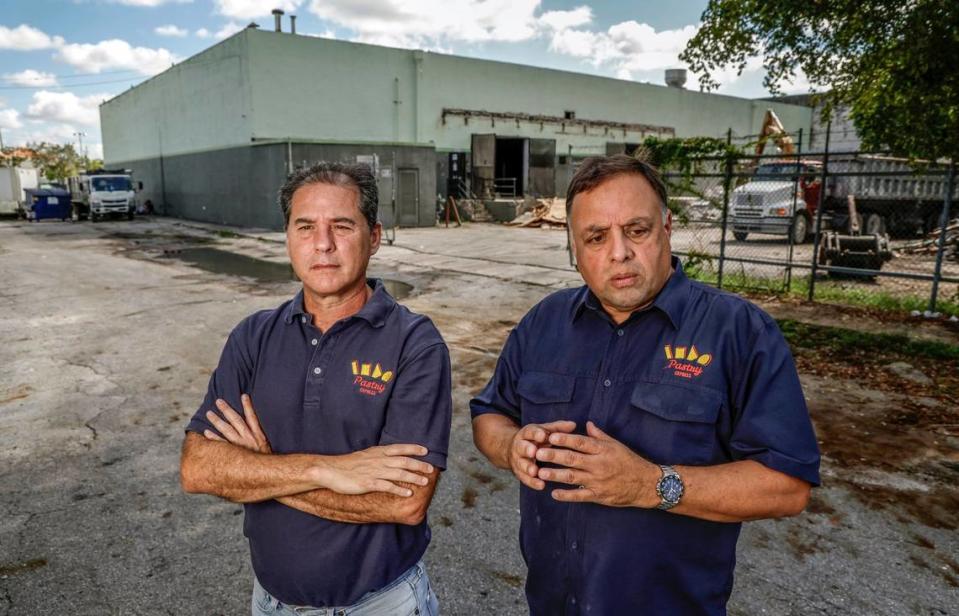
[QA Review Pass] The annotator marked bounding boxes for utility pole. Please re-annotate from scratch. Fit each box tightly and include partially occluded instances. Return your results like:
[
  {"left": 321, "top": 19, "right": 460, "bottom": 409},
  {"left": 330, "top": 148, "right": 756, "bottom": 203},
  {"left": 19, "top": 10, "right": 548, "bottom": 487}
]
[{"left": 73, "top": 131, "right": 85, "bottom": 157}]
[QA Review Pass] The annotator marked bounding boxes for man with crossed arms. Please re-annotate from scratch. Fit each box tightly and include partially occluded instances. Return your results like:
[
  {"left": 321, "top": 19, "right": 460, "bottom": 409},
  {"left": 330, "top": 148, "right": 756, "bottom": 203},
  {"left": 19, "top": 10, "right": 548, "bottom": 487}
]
[{"left": 181, "top": 162, "right": 449, "bottom": 615}]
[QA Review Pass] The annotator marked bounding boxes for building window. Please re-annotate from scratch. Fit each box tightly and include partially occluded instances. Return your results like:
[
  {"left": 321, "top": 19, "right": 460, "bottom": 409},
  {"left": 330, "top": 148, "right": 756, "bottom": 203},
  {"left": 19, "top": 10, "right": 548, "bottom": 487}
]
[
  {"left": 558, "top": 155, "right": 569, "bottom": 165},
  {"left": 564, "top": 110, "right": 576, "bottom": 120}
]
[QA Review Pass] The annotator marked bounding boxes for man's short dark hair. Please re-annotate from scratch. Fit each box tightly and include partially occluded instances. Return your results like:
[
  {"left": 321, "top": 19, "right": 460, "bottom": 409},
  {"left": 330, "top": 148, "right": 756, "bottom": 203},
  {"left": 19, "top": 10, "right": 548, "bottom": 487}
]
[
  {"left": 565, "top": 154, "right": 668, "bottom": 219},
  {"left": 278, "top": 162, "right": 378, "bottom": 231}
]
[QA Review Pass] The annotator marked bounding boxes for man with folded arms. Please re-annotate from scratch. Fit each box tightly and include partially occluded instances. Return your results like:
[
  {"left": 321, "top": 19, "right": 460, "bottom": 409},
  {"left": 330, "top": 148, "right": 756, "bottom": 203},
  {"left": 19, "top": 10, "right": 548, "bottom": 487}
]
[{"left": 181, "top": 162, "right": 450, "bottom": 615}]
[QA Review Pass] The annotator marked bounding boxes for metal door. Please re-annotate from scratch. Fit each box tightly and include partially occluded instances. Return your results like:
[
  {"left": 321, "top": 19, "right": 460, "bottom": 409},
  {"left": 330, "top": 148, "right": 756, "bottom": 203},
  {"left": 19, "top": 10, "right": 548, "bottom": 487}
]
[
  {"left": 529, "top": 138, "right": 556, "bottom": 197},
  {"left": 397, "top": 168, "right": 419, "bottom": 227}
]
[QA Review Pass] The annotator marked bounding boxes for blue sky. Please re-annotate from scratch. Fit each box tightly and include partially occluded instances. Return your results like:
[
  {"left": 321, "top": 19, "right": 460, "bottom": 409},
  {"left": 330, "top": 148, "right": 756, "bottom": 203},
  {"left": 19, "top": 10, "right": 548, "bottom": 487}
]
[{"left": 0, "top": 0, "right": 807, "bottom": 159}]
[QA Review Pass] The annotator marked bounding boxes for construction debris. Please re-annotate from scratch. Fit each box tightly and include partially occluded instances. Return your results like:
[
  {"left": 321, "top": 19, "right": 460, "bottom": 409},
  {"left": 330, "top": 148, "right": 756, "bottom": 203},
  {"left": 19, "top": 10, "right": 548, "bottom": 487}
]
[
  {"left": 508, "top": 198, "right": 567, "bottom": 228},
  {"left": 899, "top": 219, "right": 959, "bottom": 260}
]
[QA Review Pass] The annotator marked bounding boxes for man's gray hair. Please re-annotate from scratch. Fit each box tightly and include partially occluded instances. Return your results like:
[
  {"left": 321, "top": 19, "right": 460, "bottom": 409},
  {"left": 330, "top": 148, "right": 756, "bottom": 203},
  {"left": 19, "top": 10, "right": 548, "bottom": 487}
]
[{"left": 278, "top": 162, "right": 378, "bottom": 231}]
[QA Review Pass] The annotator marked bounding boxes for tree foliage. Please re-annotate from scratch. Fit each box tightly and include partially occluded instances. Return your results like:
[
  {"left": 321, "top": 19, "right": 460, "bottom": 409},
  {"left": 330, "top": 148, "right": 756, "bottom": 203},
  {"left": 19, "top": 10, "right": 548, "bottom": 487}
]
[
  {"left": 680, "top": 0, "right": 959, "bottom": 160},
  {"left": 23, "top": 142, "right": 100, "bottom": 180}
]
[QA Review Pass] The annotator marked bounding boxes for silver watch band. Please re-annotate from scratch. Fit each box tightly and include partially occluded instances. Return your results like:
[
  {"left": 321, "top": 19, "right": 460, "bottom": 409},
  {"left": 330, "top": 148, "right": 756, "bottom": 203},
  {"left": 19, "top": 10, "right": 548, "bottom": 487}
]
[{"left": 656, "top": 464, "right": 683, "bottom": 510}]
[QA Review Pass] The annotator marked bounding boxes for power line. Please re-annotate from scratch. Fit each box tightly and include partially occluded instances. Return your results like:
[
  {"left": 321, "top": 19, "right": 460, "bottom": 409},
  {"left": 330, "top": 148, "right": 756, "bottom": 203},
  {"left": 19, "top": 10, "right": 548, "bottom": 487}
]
[{"left": 0, "top": 76, "right": 145, "bottom": 90}]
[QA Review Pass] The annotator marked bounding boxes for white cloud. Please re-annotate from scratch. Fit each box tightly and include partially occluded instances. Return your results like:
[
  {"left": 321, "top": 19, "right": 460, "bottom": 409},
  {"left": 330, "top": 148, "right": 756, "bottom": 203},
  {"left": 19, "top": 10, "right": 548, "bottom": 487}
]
[
  {"left": 108, "top": 0, "right": 193, "bottom": 5},
  {"left": 547, "top": 21, "right": 698, "bottom": 73},
  {"left": 195, "top": 28, "right": 211, "bottom": 38},
  {"left": 26, "top": 91, "right": 112, "bottom": 127},
  {"left": 215, "top": 21, "right": 246, "bottom": 39},
  {"left": 0, "top": 24, "right": 65, "bottom": 50},
  {"left": 4, "top": 69, "right": 58, "bottom": 87},
  {"left": 307, "top": 0, "right": 541, "bottom": 48},
  {"left": 215, "top": 0, "right": 302, "bottom": 20},
  {"left": 155, "top": 24, "right": 189, "bottom": 37},
  {"left": 56, "top": 39, "right": 177, "bottom": 76},
  {"left": 0, "top": 108, "right": 23, "bottom": 129},
  {"left": 538, "top": 6, "right": 592, "bottom": 32},
  {"left": 776, "top": 67, "right": 815, "bottom": 95}
]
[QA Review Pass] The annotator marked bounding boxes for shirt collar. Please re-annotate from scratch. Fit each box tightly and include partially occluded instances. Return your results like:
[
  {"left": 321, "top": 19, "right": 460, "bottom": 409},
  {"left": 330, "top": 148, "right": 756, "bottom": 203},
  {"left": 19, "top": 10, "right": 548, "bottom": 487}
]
[
  {"left": 573, "top": 256, "right": 689, "bottom": 329},
  {"left": 285, "top": 278, "right": 395, "bottom": 328}
]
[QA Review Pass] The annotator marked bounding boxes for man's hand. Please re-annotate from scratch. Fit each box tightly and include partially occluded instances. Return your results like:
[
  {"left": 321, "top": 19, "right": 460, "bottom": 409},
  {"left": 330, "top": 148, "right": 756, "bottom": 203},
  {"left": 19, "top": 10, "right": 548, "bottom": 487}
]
[
  {"left": 507, "top": 420, "right": 576, "bottom": 491},
  {"left": 205, "top": 395, "right": 433, "bottom": 497},
  {"left": 535, "top": 421, "right": 659, "bottom": 507},
  {"left": 204, "top": 394, "right": 272, "bottom": 453}
]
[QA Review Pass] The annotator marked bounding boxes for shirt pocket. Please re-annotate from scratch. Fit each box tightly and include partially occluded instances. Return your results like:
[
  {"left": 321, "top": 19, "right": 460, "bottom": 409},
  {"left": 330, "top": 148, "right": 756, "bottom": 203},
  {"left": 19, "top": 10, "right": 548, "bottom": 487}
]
[
  {"left": 516, "top": 371, "right": 576, "bottom": 425},
  {"left": 627, "top": 381, "right": 723, "bottom": 465}
]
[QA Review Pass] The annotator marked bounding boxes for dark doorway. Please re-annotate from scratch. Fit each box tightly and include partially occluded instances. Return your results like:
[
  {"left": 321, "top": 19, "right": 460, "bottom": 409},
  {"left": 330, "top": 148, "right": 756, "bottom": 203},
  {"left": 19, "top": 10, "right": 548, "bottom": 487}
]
[{"left": 494, "top": 138, "right": 527, "bottom": 197}]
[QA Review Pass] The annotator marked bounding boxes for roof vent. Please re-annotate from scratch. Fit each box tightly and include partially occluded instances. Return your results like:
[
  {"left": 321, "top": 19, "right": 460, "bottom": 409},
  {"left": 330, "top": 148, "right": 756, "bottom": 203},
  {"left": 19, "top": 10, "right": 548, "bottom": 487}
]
[
  {"left": 272, "top": 8, "right": 284, "bottom": 32},
  {"left": 665, "top": 69, "right": 687, "bottom": 89}
]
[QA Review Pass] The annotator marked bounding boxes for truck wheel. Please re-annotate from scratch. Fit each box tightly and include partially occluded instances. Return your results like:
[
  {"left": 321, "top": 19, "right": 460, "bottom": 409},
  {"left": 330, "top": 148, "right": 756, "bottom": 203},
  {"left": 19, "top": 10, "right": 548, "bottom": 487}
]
[
  {"left": 733, "top": 231, "right": 749, "bottom": 242},
  {"left": 864, "top": 212, "right": 886, "bottom": 236},
  {"left": 790, "top": 214, "right": 809, "bottom": 244},
  {"left": 90, "top": 212, "right": 99, "bottom": 223}
]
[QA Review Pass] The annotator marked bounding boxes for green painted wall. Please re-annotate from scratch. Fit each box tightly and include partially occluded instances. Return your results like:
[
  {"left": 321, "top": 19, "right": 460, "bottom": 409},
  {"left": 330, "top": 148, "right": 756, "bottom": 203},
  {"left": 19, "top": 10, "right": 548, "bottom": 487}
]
[
  {"left": 101, "top": 33, "right": 254, "bottom": 163},
  {"left": 102, "top": 29, "right": 813, "bottom": 163}
]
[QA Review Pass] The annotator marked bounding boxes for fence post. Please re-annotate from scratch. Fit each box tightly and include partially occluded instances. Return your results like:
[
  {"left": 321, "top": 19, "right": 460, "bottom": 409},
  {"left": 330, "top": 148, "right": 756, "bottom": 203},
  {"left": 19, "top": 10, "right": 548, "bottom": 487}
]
[
  {"left": 717, "top": 128, "right": 733, "bottom": 289},
  {"left": 928, "top": 162, "right": 955, "bottom": 314},
  {"left": 808, "top": 120, "right": 832, "bottom": 301},
  {"left": 786, "top": 128, "right": 803, "bottom": 292}
]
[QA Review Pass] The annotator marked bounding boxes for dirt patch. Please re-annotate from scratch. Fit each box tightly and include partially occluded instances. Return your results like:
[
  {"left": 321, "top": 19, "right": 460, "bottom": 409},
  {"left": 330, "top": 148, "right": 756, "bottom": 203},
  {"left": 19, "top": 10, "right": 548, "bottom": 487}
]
[
  {"left": 490, "top": 570, "right": 524, "bottom": 588},
  {"left": 461, "top": 486, "right": 478, "bottom": 509},
  {"left": 0, "top": 383, "right": 32, "bottom": 405},
  {"left": 758, "top": 294, "right": 959, "bottom": 345},
  {"left": 0, "top": 558, "right": 47, "bottom": 576}
]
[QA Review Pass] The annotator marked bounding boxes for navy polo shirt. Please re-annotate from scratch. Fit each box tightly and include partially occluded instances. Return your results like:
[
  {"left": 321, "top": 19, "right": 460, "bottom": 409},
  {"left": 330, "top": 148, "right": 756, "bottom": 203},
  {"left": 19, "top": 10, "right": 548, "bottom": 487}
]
[
  {"left": 470, "top": 258, "right": 820, "bottom": 616},
  {"left": 187, "top": 279, "right": 451, "bottom": 608}
]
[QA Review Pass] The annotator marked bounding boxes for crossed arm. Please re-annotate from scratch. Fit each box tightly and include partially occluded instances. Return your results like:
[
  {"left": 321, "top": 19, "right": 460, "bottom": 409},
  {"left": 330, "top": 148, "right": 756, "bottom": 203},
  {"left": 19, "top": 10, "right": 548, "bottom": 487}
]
[
  {"left": 472, "top": 413, "right": 810, "bottom": 523},
  {"left": 180, "top": 395, "right": 438, "bottom": 525}
]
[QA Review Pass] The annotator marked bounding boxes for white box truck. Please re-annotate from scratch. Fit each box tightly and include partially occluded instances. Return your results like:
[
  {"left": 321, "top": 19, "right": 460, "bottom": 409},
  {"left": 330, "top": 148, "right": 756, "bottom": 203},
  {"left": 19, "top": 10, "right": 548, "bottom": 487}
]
[
  {"left": 0, "top": 166, "right": 40, "bottom": 216},
  {"left": 68, "top": 169, "right": 136, "bottom": 222}
]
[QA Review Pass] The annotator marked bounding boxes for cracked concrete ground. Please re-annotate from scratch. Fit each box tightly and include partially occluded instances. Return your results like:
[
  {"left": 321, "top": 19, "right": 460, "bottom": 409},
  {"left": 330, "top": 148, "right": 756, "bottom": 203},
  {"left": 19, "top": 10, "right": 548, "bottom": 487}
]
[{"left": 1, "top": 216, "right": 957, "bottom": 616}]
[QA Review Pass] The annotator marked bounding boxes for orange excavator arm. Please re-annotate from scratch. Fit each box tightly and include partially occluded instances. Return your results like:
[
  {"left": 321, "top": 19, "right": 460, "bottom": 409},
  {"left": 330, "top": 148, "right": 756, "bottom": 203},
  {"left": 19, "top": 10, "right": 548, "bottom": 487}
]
[{"left": 755, "top": 109, "right": 796, "bottom": 156}]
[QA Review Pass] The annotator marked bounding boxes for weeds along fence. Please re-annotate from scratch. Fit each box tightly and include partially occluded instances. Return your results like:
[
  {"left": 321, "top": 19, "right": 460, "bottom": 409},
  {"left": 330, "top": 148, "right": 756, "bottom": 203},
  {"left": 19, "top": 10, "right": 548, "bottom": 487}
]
[{"left": 664, "top": 128, "right": 958, "bottom": 316}]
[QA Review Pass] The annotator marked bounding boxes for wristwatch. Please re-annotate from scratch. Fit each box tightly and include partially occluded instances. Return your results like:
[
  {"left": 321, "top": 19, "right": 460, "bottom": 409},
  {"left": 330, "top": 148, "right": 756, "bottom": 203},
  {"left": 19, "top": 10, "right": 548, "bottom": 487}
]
[{"left": 655, "top": 465, "right": 684, "bottom": 510}]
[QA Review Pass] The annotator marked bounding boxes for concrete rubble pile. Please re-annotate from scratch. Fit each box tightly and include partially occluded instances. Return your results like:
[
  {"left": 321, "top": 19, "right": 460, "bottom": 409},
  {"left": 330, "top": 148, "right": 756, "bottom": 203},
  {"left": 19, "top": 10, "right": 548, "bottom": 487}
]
[{"left": 507, "top": 198, "right": 567, "bottom": 228}]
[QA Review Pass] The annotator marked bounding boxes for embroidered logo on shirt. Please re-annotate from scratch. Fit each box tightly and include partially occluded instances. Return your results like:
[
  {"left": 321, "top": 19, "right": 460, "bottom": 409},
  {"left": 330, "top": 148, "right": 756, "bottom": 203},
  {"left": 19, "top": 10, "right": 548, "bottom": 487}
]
[
  {"left": 351, "top": 360, "right": 394, "bottom": 396},
  {"left": 663, "top": 344, "right": 712, "bottom": 379}
]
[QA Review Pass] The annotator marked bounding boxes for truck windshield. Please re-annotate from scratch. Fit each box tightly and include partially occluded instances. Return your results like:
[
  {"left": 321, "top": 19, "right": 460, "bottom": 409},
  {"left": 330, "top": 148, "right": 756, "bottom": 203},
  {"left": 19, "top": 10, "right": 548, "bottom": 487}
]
[
  {"left": 752, "top": 164, "right": 802, "bottom": 181},
  {"left": 91, "top": 177, "right": 132, "bottom": 192}
]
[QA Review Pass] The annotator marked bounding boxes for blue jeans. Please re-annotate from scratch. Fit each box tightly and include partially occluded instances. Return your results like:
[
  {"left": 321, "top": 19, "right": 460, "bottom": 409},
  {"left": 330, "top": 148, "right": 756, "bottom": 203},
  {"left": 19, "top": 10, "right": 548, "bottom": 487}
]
[{"left": 251, "top": 561, "right": 439, "bottom": 616}]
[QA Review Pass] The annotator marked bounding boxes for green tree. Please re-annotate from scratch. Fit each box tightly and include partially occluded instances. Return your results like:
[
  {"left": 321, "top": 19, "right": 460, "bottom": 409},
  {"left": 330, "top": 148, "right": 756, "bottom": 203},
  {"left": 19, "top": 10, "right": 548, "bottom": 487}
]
[
  {"left": 28, "top": 142, "right": 85, "bottom": 180},
  {"left": 680, "top": 0, "right": 959, "bottom": 160}
]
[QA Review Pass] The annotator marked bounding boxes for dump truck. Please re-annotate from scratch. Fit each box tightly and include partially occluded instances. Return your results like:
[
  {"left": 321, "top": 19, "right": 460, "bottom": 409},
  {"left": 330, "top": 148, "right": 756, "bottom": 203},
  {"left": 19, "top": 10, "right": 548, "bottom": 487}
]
[
  {"left": 730, "top": 155, "right": 948, "bottom": 243},
  {"left": 0, "top": 166, "right": 40, "bottom": 216},
  {"left": 68, "top": 169, "right": 136, "bottom": 222}
]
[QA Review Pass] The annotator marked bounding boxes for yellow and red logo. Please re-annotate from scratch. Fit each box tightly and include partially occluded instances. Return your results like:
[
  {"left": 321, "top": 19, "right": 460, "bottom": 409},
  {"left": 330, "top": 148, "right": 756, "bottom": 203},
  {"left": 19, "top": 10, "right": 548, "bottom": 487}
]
[
  {"left": 663, "top": 344, "right": 712, "bottom": 379},
  {"left": 351, "top": 361, "right": 394, "bottom": 396}
]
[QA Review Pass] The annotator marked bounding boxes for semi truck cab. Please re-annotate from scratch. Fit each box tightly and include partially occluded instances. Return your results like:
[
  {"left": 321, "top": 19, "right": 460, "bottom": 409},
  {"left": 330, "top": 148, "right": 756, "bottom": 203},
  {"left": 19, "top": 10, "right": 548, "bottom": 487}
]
[{"left": 730, "top": 161, "right": 820, "bottom": 243}]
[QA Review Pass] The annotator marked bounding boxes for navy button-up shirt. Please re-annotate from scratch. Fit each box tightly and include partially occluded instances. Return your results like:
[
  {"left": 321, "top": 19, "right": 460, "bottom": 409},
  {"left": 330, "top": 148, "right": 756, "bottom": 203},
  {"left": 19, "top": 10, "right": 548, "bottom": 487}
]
[
  {"left": 470, "top": 258, "right": 820, "bottom": 616},
  {"left": 187, "top": 279, "right": 451, "bottom": 608}
]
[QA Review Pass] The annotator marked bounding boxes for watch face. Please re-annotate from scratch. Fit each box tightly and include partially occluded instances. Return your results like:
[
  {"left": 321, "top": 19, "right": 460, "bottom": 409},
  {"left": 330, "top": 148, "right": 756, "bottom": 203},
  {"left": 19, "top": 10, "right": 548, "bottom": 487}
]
[{"left": 660, "top": 475, "right": 684, "bottom": 502}]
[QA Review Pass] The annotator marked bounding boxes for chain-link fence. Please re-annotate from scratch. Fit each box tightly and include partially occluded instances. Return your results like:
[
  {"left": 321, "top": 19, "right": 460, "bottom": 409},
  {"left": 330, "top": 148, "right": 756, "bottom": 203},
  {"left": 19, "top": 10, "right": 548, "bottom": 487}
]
[{"left": 665, "top": 128, "right": 958, "bottom": 315}]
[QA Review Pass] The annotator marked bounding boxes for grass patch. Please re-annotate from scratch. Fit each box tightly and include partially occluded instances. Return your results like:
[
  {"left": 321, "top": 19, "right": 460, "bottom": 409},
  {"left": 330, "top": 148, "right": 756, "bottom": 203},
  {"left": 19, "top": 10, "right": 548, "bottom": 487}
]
[
  {"left": 682, "top": 260, "right": 959, "bottom": 316},
  {"left": 215, "top": 229, "right": 242, "bottom": 239},
  {"left": 777, "top": 319, "right": 959, "bottom": 361}
]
